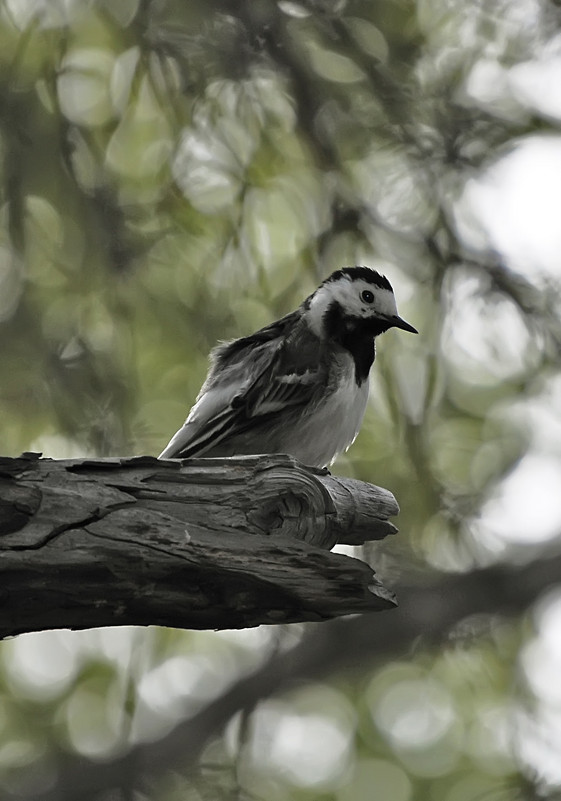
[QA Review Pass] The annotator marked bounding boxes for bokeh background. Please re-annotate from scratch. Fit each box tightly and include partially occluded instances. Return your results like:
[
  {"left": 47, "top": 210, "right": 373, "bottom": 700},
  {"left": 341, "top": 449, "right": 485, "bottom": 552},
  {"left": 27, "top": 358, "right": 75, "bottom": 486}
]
[{"left": 2, "top": 0, "right": 561, "bottom": 799}]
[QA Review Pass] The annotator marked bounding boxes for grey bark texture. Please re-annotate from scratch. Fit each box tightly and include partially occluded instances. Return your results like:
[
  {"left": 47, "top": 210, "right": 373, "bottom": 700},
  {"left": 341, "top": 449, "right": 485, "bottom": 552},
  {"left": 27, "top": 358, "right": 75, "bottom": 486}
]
[{"left": 0, "top": 452, "right": 399, "bottom": 638}]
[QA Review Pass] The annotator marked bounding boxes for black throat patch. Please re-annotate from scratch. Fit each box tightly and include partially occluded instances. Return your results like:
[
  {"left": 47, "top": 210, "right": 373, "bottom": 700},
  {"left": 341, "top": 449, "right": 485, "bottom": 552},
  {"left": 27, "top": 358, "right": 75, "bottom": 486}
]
[{"left": 323, "top": 301, "right": 389, "bottom": 385}]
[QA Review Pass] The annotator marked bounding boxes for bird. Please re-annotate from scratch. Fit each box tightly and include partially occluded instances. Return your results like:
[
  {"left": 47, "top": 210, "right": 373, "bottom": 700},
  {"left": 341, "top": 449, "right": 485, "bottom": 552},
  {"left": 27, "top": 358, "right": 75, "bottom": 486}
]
[{"left": 159, "top": 266, "right": 417, "bottom": 468}]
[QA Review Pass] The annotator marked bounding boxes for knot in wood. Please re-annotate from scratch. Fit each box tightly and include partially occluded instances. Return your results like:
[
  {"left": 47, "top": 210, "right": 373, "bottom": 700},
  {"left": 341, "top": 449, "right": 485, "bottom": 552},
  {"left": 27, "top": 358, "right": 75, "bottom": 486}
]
[
  {"left": 0, "top": 478, "right": 42, "bottom": 536},
  {"left": 248, "top": 459, "right": 337, "bottom": 548}
]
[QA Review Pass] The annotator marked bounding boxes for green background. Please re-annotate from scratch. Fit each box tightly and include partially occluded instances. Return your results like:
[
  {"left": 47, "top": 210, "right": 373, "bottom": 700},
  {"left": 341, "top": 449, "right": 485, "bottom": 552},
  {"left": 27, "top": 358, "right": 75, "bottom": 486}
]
[{"left": 1, "top": 1, "right": 560, "bottom": 799}]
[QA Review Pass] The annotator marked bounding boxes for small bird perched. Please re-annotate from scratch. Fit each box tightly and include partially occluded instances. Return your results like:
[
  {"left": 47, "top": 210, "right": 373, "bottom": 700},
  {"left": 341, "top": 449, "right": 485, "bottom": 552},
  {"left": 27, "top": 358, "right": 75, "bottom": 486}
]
[{"left": 159, "top": 266, "right": 417, "bottom": 468}]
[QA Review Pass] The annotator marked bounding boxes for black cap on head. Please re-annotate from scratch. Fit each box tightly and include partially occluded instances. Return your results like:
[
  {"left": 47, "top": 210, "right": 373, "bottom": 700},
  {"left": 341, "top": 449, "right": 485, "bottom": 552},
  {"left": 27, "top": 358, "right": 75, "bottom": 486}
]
[{"left": 325, "top": 266, "right": 393, "bottom": 292}]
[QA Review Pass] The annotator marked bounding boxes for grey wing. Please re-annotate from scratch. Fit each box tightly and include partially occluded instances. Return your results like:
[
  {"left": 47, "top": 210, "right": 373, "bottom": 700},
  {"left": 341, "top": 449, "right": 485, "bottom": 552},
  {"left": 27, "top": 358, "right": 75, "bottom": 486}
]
[{"left": 159, "top": 328, "right": 323, "bottom": 459}]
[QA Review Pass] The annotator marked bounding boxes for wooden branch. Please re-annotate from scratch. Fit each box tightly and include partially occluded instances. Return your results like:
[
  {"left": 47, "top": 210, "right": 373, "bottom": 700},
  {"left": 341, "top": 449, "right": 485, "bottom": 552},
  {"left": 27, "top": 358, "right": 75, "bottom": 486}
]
[{"left": 0, "top": 453, "right": 399, "bottom": 638}]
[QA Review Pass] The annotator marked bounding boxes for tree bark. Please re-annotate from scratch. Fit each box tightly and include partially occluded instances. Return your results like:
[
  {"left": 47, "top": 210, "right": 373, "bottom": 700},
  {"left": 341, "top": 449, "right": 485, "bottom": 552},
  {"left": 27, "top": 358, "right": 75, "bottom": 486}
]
[{"left": 0, "top": 452, "right": 399, "bottom": 638}]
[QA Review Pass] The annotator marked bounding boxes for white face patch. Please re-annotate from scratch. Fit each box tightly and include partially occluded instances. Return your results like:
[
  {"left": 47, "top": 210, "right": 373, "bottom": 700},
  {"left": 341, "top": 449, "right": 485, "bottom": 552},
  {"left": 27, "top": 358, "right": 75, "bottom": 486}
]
[
  {"left": 369, "top": 286, "right": 398, "bottom": 318},
  {"left": 307, "top": 273, "right": 398, "bottom": 336}
]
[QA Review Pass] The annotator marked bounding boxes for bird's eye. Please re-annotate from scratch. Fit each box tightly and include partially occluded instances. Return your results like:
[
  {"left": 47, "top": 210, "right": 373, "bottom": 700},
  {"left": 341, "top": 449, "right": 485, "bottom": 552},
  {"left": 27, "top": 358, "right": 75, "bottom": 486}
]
[{"left": 361, "top": 290, "right": 374, "bottom": 304}]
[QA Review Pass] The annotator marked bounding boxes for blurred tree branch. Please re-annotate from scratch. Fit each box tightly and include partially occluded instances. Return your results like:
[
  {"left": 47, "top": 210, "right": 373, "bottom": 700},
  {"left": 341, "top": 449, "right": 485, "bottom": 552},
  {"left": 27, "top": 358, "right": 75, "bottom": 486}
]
[{"left": 5, "top": 546, "right": 561, "bottom": 801}]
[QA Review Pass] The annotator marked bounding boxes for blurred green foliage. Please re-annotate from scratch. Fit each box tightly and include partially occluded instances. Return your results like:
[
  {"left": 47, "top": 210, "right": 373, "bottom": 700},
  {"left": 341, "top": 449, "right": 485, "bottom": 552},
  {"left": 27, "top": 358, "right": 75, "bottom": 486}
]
[{"left": 2, "top": 0, "right": 561, "bottom": 799}]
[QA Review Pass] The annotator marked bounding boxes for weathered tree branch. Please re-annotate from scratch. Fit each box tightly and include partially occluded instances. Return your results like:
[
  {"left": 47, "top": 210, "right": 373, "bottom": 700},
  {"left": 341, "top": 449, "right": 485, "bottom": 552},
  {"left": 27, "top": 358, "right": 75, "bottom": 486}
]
[{"left": 0, "top": 453, "right": 399, "bottom": 638}]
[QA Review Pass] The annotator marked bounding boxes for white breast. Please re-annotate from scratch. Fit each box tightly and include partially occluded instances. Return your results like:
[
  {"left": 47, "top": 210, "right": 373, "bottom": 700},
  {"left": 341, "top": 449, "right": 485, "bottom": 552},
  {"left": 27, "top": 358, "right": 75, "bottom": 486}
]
[{"left": 281, "top": 353, "right": 370, "bottom": 467}]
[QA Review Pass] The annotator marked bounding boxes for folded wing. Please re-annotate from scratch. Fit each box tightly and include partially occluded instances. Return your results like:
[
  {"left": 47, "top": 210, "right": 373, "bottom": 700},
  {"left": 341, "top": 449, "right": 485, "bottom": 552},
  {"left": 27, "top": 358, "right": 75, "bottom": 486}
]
[{"left": 159, "top": 311, "right": 323, "bottom": 459}]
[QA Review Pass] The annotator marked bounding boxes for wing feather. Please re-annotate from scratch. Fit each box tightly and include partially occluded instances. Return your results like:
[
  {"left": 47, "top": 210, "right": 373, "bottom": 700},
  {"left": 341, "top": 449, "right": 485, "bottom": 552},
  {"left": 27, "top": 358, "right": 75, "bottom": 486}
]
[{"left": 159, "top": 311, "right": 325, "bottom": 459}]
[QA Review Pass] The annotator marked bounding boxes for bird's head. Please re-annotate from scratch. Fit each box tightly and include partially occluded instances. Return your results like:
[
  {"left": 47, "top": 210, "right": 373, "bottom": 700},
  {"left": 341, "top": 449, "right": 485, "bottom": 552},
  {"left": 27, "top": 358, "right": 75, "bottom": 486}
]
[{"left": 306, "top": 266, "right": 418, "bottom": 341}]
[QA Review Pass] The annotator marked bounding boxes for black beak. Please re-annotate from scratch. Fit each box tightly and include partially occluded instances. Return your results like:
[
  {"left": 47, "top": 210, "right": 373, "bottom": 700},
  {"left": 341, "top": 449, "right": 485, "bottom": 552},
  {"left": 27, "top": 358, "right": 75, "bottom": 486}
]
[{"left": 388, "top": 315, "right": 418, "bottom": 334}]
